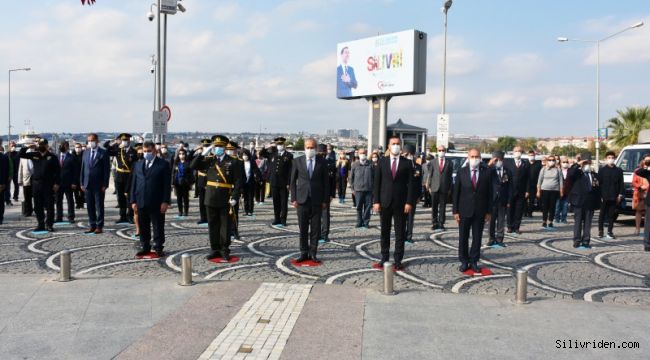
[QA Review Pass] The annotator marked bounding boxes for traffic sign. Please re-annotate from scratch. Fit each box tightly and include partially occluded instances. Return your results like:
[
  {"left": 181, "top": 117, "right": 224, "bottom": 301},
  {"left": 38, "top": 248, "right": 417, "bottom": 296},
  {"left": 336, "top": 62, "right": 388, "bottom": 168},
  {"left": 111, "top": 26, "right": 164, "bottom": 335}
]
[
  {"left": 597, "top": 128, "right": 608, "bottom": 141},
  {"left": 153, "top": 111, "right": 168, "bottom": 135},
  {"left": 436, "top": 114, "right": 449, "bottom": 149},
  {"left": 161, "top": 105, "right": 172, "bottom": 122}
]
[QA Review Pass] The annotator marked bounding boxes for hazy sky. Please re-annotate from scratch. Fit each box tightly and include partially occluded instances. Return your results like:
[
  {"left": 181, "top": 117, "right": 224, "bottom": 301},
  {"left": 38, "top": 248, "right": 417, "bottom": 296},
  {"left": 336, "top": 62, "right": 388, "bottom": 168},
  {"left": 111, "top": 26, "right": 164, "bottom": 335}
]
[{"left": 0, "top": 0, "right": 648, "bottom": 137}]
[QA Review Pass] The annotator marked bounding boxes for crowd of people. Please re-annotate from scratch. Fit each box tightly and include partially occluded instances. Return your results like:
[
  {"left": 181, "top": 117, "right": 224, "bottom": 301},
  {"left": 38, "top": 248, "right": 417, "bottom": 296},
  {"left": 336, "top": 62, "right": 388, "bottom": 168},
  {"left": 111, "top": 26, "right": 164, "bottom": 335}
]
[{"left": 1, "top": 134, "right": 649, "bottom": 272}]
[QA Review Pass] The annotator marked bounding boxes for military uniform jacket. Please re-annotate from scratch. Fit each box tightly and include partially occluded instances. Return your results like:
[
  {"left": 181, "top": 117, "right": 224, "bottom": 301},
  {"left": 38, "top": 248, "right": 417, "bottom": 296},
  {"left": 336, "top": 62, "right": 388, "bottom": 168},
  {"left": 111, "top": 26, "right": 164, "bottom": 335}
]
[
  {"left": 191, "top": 150, "right": 212, "bottom": 189},
  {"left": 19, "top": 148, "right": 60, "bottom": 188},
  {"left": 191, "top": 154, "right": 243, "bottom": 208},
  {"left": 260, "top": 149, "right": 293, "bottom": 188},
  {"left": 105, "top": 143, "right": 137, "bottom": 179}
]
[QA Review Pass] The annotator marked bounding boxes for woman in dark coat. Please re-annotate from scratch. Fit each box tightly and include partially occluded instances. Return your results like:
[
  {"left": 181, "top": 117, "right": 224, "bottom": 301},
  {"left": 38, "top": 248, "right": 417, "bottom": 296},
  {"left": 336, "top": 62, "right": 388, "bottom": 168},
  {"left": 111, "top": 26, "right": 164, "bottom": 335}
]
[{"left": 172, "top": 148, "right": 194, "bottom": 217}]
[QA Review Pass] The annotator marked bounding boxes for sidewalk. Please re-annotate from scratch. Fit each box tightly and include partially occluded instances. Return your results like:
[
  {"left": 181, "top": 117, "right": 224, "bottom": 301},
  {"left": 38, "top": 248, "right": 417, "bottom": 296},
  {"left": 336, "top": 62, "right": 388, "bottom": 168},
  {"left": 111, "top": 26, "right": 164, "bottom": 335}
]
[{"left": 0, "top": 275, "right": 647, "bottom": 359}]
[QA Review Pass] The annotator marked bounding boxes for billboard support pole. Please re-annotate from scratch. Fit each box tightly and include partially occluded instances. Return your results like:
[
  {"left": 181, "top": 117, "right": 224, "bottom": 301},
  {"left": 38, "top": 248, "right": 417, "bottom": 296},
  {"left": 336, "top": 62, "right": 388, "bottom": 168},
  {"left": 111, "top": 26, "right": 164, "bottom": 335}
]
[
  {"left": 378, "top": 97, "right": 389, "bottom": 152},
  {"left": 367, "top": 97, "right": 374, "bottom": 153}
]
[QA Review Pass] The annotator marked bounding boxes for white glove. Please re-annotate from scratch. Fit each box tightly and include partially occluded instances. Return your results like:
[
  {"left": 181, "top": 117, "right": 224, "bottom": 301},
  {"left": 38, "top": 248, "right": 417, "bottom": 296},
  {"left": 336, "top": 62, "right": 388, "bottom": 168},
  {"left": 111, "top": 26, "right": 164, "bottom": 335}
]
[
  {"left": 229, "top": 199, "right": 237, "bottom": 207},
  {"left": 201, "top": 145, "right": 213, "bottom": 156}
]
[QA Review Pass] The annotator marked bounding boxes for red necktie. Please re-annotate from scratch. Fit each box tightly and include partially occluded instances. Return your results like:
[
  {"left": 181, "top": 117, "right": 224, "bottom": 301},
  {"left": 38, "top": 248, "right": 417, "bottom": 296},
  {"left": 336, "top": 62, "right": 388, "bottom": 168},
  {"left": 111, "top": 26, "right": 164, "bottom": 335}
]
[
  {"left": 472, "top": 169, "right": 477, "bottom": 189},
  {"left": 391, "top": 158, "right": 397, "bottom": 179},
  {"left": 439, "top": 158, "right": 443, "bottom": 173}
]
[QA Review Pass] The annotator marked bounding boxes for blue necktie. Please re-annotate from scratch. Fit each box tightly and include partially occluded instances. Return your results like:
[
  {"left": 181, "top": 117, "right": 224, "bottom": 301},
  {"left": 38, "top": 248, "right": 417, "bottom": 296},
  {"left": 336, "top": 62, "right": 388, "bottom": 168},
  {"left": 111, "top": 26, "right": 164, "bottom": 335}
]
[{"left": 308, "top": 159, "right": 313, "bottom": 178}]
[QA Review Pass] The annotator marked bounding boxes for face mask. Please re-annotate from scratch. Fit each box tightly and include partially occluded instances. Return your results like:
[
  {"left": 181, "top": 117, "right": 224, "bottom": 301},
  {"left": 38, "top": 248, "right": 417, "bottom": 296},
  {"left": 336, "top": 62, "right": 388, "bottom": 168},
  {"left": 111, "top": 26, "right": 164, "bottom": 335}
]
[
  {"left": 225, "top": 149, "right": 234, "bottom": 156},
  {"left": 606, "top": 158, "right": 615, "bottom": 166},
  {"left": 143, "top": 152, "right": 155, "bottom": 161},
  {"left": 496, "top": 160, "right": 503, "bottom": 169},
  {"left": 161, "top": 148, "right": 168, "bottom": 154},
  {"left": 88, "top": 141, "right": 97, "bottom": 149},
  {"left": 75, "top": 148, "right": 82, "bottom": 154},
  {"left": 10, "top": 147, "right": 15, "bottom": 151},
  {"left": 179, "top": 154, "right": 186, "bottom": 160},
  {"left": 529, "top": 156, "right": 536, "bottom": 162},
  {"left": 242, "top": 155, "right": 249, "bottom": 161},
  {"left": 214, "top": 147, "right": 225, "bottom": 156},
  {"left": 438, "top": 152, "right": 445, "bottom": 158},
  {"left": 645, "top": 160, "right": 650, "bottom": 167},
  {"left": 390, "top": 144, "right": 401, "bottom": 155},
  {"left": 407, "top": 155, "right": 414, "bottom": 160},
  {"left": 513, "top": 152, "right": 522, "bottom": 159},
  {"left": 121, "top": 141, "right": 129, "bottom": 148},
  {"left": 561, "top": 162, "right": 569, "bottom": 169},
  {"left": 469, "top": 158, "right": 480, "bottom": 169},
  {"left": 372, "top": 157, "right": 378, "bottom": 163},
  {"left": 359, "top": 154, "right": 367, "bottom": 161},
  {"left": 59, "top": 146, "right": 67, "bottom": 152},
  {"left": 547, "top": 161, "right": 555, "bottom": 167},
  {"left": 305, "top": 149, "right": 316, "bottom": 159},
  {"left": 155, "top": 145, "right": 161, "bottom": 150},
  {"left": 582, "top": 165, "right": 591, "bottom": 173},
  {"left": 277, "top": 145, "right": 284, "bottom": 152}
]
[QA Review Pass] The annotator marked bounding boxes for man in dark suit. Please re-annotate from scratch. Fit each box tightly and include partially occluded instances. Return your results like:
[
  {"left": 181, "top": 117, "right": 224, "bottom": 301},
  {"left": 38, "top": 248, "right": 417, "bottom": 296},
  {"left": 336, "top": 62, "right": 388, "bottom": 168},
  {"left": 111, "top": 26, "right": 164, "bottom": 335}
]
[
  {"left": 55, "top": 141, "right": 79, "bottom": 223},
  {"left": 80, "top": 133, "right": 111, "bottom": 234},
  {"left": 8, "top": 141, "right": 20, "bottom": 202},
  {"left": 488, "top": 151, "right": 513, "bottom": 247},
  {"left": 336, "top": 46, "right": 358, "bottom": 98},
  {"left": 453, "top": 148, "right": 493, "bottom": 273},
  {"left": 372, "top": 136, "right": 416, "bottom": 270},
  {"left": 526, "top": 150, "right": 542, "bottom": 217},
  {"left": 130, "top": 141, "right": 171, "bottom": 257},
  {"left": 318, "top": 143, "right": 337, "bottom": 242},
  {"left": 567, "top": 154, "right": 601, "bottom": 248},
  {"left": 597, "top": 151, "right": 624, "bottom": 239},
  {"left": 426, "top": 145, "right": 453, "bottom": 232},
  {"left": 291, "top": 138, "right": 330, "bottom": 263},
  {"left": 259, "top": 137, "right": 293, "bottom": 227},
  {"left": 505, "top": 146, "right": 530, "bottom": 234},
  {"left": 72, "top": 143, "right": 85, "bottom": 209}
]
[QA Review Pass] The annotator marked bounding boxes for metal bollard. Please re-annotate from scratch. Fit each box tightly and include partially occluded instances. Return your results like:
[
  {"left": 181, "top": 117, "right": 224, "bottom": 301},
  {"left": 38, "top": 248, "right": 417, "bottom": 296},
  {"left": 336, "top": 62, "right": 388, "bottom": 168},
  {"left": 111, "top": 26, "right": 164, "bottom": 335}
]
[
  {"left": 515, "top": 269, "right": 529, "bottom": 304},
  {"left": 59, "top": 250, "right": 71, "bottom": 282},
  {"left": 179, "top": 253, "right": 193, "bottom": 286},
  {"left": 382, "top": 262, "right": 396, "bottom": 295}
]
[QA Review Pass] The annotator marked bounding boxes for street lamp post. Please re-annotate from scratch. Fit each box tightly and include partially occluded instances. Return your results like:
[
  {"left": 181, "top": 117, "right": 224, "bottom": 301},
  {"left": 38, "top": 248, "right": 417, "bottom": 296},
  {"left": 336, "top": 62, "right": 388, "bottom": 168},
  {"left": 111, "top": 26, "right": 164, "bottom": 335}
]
[
  {"left": 441, "top": 0, "right": 452, "bottom": 115},
  {"left": 7, "top": 67, "right": 31, "bottom": 143},
  {"left": 558, "top": 21, "right": 644, "bottom": 169}
]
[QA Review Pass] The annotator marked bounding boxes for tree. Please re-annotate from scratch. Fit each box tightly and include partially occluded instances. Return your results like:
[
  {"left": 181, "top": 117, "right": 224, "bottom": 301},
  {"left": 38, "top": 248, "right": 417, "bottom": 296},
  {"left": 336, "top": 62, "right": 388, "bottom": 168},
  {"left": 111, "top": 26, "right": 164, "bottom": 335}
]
[
  {"left": 608, "top": 106, "right": 650, "bottom": 149},
  {"left": 495, "top": 136, "right": 517, "bottom": 152},
  {"left": 516, "top": 137, "right": 538, "bottom": 152},
  {"left": 293, "top": 137, "right": 304, "bottom": 151}
]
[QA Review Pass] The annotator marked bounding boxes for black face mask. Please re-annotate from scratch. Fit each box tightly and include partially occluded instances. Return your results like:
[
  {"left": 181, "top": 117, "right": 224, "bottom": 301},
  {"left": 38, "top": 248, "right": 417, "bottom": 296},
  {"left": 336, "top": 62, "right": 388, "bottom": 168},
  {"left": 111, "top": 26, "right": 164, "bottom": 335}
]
[
  {"left": 59, "top": 146, "right": 67, "bottom": 152},
  {"left": 38, "top": 145, "right": 47, "bottom": 153},
  {"left": 645, "top": 160, "right": 650, "bottom": 166}
]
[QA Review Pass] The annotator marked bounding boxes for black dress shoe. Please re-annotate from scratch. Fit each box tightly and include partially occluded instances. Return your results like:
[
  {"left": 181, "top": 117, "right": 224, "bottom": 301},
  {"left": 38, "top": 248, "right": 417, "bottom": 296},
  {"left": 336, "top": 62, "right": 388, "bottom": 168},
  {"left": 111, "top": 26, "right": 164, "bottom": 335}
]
[
  {"left": 645, "top": 247, "right": 650, "bottom": 252},
  {"left": 458, "top": 263, "right": 469, "bottom": 272},
  {"left": 310, "top": 256, "right": 321, "bottom": 263},
  {"left": 222, "top": 254, "right": 231, "bottom": 261},
  {"left": 33, "top": 226, "right": 46, "bottom": 232},
  {"left": 155, "top": 250, "right": 165, "bottom": 257},
  {"left": 573, "top": 241, "right": 580, "bottom": 248},
  {"left": 55, "top": 218, "right": 63, "bottom": 223},
  {"left": 47, "top": 226, "right": 55, "bottom": 233},
  {"left": 439, "top": 226, "right": 446, "bottom": 231},
  {"left": 206, "top": 251, "right": 222, "bottom": 260},
  {"left": 295, "top": 255, "right": 309, "bottom": 263},
  {"left": 470, "top": 262, "right": 481, "bottom": 273},
  {"left": 84, "top": 228, "right": 97, "bottom": 234},
  {"left": 394, "top": 263, "right": 405, "bottom": 271},
  {"left": 487, "top": 239, "right": 496, "bottom": 246},
  {"left": 136, "top": 249, "right": 151, "bottom": 257}
]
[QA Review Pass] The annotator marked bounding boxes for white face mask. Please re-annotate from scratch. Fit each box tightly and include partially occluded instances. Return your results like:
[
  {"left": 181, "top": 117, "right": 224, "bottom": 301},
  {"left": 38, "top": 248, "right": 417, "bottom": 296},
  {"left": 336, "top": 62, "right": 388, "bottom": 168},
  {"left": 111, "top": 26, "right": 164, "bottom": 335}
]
[
  {"left": 305, "top": 149, "right": 316, "bottom": 159},
  {"left": 88, "top": 141, "right": 97, "bottom": 149},
  {"left": 242, "top": 155, "right": 249, "bottom": 161},
  {"left": 561, "top": 162, "right": 569, "bottom": 169},
  {"left": 390, "top": 144, "right": 401, "bottom": 155},
  {"left": 406, "top": 155, "right": 414, "bottom": 160},
  {"left": 226, "top": 149, "right": 234, "bottom": 156},
  {"left": 513, "top": 152, "right": 522, "bottom": 159},
  {"left": 529, "top": 156, "right": 536, "bottom": 162},
  {"left": 606, "top": 158, "right": 615, "bottom": 166},
  {"left": 469, "top": 158, "right": 481, "bottom": 169},
  {"left": 547, "top": 161, "right": 555, "bottom": 167},
  {"left": 359, "top": 154, "right": 367, "bottom": 161},
  {"left": 583, "top": 165, "right": 591, "bottom": 172},
  {"left": 179, "top": 154, "right": 186, "bottom": 160},
  {"left": 121, "top": 141, "right": 129, "bottom": 147},
  {"left": 276, "top": 145, "right": 284, "bottom": 152},
  {"left": 161, "top": 148, "right": 168, "bottom": 154},
  {"left": 496, "top": 160, "right": 503, "bottom": 169},
  {"left": 438, "top": 151, "right": 445, "bottom": 158},
  {"left": 75, "top": 148, "right": 82, "bottom": 154}
]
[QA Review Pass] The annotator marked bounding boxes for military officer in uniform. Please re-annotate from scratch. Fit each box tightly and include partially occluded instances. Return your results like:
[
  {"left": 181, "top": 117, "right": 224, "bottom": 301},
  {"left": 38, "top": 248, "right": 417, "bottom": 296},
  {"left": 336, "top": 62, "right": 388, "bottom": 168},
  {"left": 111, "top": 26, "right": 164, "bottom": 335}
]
[
  {"left": 104, "top": 133, "right": 137, "bottom": 224},
  {"left": 259, "top": 137, "right": 293, "bottom": 227},
  {"left": 192, "top": 139, "right": 212, "bottom": 225},
  {"left": 191, "top": 135, "right": 243, "bottom": 260},
  {"left": 20, "top": 139, "right": 61, "bottom": 232},
  {"left": 226, "top": 141, "right": 243, "bottom": 240}
]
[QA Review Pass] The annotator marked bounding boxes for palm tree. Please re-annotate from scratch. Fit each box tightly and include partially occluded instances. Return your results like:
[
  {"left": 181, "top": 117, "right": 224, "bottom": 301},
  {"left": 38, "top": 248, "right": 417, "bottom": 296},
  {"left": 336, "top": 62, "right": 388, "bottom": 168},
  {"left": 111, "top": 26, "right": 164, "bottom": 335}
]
[{"left": 608, "top": 106, "right": 650, "bottom": 148}]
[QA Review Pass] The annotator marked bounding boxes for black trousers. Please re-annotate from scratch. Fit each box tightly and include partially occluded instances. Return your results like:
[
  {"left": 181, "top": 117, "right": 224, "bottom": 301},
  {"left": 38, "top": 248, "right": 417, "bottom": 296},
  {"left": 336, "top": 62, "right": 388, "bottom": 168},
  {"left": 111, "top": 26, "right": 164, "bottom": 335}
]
[
  {"left": 174, "top": 184, "right": 190, "bottom": 215},
  {"left": 598, "top": 199, "right": 617, "bottom": 234},
  {"left": 243, "top": 181, "right": 256, "bottom": 214},
  {"left": 197, "top": 184, "right": 207, "bottom": 222},
  {"left": 229, "top": 202, "right": 240, "bottom": 239},
  {"left": 206, "top": 206, "right": 231, "bottom": 255},
  {"left": 507, "top": 194, "right": 526, "bottom": 231},
  {"left": 272, "top": 186, "right": 289, "bottom": 224},
  {"left": 115, "top": 175, "right": 132, "bottom": 220},
  {"left": 573, "top": 206, "right": 593, "bottom": 244},
  {"left": 644, "top": 205, "right": 650, "bottom": 249},
  {"left": 405, "top": 203, "right": 417, "bottom": 240},
  {"left": 540, "top": 190, "right": 559, "bottom": 224},
  {"left": 423, "top": 188, "right": 431, "bottom": 207},
  {"left": 458, "top": 214, "right": 485, "bottom": 264},
  {"left": 319, "top": 202, "right": 331, "bottom": 240},
  {"left": 431, "top": 191, "right": 448, "bottom": 228},
  {"left": 337, "top": 178, "right": 347, "bottom": 200},
  {"left": 379, "top": 203, "right": 406, "bottom": 264},
  {"left": 55, "top": 186, "right": 75, "bottom": 221},
  {"left": 32, "top": 183, "right": 54, "bottom": 228},
  {"left": 0, "top": 189, "right": 4, "bottom": 222},
  {"left": 22, "top": 185, "right": 33, "bottom": 216},
  {"left": 297, "top": 202, "right": 322, "bottom": 257},
  {"left": 12, "top": 175, "right": 19, "bottom": 200},
  {"left": 74, "top": 187, "right": 84, "bottom": 208},
  {"left": 255, "top": 181, "right": 266, "bottom": 202},
  {"left": 137, "top": 206, "right": 165, "bottom": 252},
  {"left": 526, "top": 190, "right": 538, "bottom": 216}
]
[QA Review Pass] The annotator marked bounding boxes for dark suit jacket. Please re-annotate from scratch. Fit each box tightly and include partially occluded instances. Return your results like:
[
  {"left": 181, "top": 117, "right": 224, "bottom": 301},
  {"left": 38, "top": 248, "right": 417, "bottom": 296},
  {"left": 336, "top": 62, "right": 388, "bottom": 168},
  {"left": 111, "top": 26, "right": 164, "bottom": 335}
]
[
  {"left": 489, "top": 166, "right": 514, "bottom": 206},
  {"left": 427, "top": 157, "right": 453, "bottom": 193},
  {"left": 129, "top": 157, "right": 172, "bottom": 209},
  {"left": 372, "top": 156, "right": 416, "bottom": 209},
  {"left": 452, "top": 165, "right": 493, "bottom": 218},
  {"left": 0, "top": 153, "right": 8, "bottom": 187},
  {"left": 80, "top": 147, "right": 110, "bottom": 190},
  {"left": 259, "top": 148, "right": 293, "bottom": 188},
  {"left": 290, "top": 156, "right": 329, "bottom": 206},
  {"left": 241, "top": 160, "right": 263, "bottom": 185},
  {"left": 528, "top": 161, "right": 542, "bottom": 192},
  {"left": 59, "top": 152, "right": 80, "bottom": 188},
  {"left": 505, "top": 159, "right": 530, "bottom": 198},
  {"left": 567, "top": 168, "right": 601, "bottom": 209}
]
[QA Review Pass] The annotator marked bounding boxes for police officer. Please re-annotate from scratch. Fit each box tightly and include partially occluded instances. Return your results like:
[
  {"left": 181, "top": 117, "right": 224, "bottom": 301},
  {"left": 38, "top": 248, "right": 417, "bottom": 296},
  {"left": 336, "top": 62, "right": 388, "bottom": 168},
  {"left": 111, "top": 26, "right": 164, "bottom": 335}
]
[
  {"left": 192, "top": 139, "right": 212, "bottom": 225},
  {"left": 104, "top": 133, "right": 137, "bottom": 224},
  {"left": 259, "top": 137, "right": 293, "bottom": 227},
  {"left": 226, "top": 141, "right": 243, "bottom": 240},
  {"left": 191, "top": 135, "right": 243, "bottom": 260},
  {"left": 20, "top": 139, "right": 60, "bottom": 232}
]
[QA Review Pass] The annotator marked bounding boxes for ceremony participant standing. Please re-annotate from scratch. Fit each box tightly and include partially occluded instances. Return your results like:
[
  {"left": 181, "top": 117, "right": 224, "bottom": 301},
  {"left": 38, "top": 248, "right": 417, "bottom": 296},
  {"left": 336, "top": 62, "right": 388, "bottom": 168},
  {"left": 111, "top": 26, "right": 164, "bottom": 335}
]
[
  {"left": 130, "top": 141, "right": 171, "bottom": 257},
  {"left": 632, "top": 156, "right": 650, "bottom": 236},
  {"left": 634, "top": 157, "right": 650, "bottom": 251},
  {"left": 260, "top": 138, "right": 292, "bottom": 227},
  {"left": 555, "top": 157, "right": 571, "bottom": 224},
  {"left": 350, "top": 148, "right": 373, "bottom": 229},
  {"left": 226, "top": 141, "right": 243, "bottom": 240},
  {"left": 487, "top": 151, "right": 512, "bottom": 247},
  {"left": 172, "top": 148, "right": 194, "bottom": 217},
  {"left": 372, "top": 136, "right": 416, "bottom": 270},
  {"left": 317, "top": 144, "right": 336, "bottom": 242},
  {"left": 335, "top": 151, "right": 350, "bottom": 204},
  {"left": 0, "top": 149, "right": 8, "bottom": 224},
  {"left": 72, "top": 143, "right": 85, "bottom": 209},
  {"left": 193, "top": 139, "right": 212, "bottom": 224},
  {"left": 403, "top": 144, "right": 421, "bottom": 243},
  {"left": 526, "top": 150, "right": 542, "bottom": 217},
  {"left": 452, "top": 148, "right": 492, "bottom": 273},
  {"left": 8, "top": 141, "right": 20, "bottom": 202},
  {"left": 567, "top": 154, "right": 601, "bottom": 248},
  {"left": 18, "top": 145, "right": 35, "bottom": 217},
  {"left": 290, "top": 138, "right": 329, "bottom": 263},
  {"left": 19, "top": 139, "right": 61, "bottom": 232},
  {"left": 241, "top": 149, "right": 262, "bottom": 216},
  {"left": 80, "top": 133, "right": 111, "bottom": 234},
  {"left": 55, "top": 141, "right": 79, "bottom": 223},
  {"left": 598, "top": 151, "right": 624, "bottom": 239},
  {"left": 105, "top": 133, "right": 137, "bottom": 224},
  {"left": 536, "top": 155, "right": 563, "bottom": 229},
  {"left": 254, "top": 144, "right": 268, "bottom": 204},
  {"left": 506, "top": 146, "right": 530, "bottom": 234},
  {"left": 191, "top": 135, "right": 243, "bottom": 260},
  {"left": 426, "top": 145, "right": 453, "bottom": 232}
]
